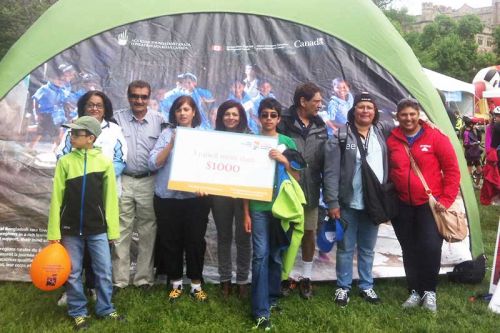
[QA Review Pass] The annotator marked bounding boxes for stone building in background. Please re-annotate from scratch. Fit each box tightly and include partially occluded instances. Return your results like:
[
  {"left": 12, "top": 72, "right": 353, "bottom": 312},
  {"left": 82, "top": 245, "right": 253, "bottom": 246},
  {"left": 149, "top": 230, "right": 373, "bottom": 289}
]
[{"left": 409, "top": 0, "right": 500, "bottom": 52}]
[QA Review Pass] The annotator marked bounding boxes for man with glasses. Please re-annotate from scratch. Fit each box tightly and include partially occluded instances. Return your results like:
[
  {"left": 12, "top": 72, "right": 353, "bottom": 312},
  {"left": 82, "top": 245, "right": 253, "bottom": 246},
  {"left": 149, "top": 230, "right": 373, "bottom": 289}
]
[
  {"left": 112, "top": 80, "right": 166, "bottom": 292},
  {"left": 278, "top": 82, "right": 327, "bottom": 300}
]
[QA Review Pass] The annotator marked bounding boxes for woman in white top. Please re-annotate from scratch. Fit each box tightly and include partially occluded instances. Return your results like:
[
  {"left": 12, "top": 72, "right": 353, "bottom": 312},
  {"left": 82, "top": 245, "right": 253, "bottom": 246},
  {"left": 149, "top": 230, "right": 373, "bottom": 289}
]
[
  {"left": 56, "top": 90, "right": 127, "bottom": 183},
  {"left": 54, "top": 90, "right": 127, "bottom": 305}
]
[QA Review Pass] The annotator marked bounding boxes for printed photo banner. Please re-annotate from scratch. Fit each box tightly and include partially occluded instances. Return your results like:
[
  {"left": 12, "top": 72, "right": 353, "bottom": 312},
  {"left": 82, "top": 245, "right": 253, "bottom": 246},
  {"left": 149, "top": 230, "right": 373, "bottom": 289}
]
[
  {"left": 0, "top": 12, "right": 473, "bottom": 281},
  {"left": 168, "top": 128, "right": 277, "bottom": 201}
]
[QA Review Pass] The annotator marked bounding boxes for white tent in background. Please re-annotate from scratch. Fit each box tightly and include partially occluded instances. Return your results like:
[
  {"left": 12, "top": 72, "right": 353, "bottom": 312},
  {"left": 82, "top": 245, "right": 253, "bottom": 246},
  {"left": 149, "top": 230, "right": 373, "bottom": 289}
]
[{"left": 423, "top": 68, "right": 475, "bottom": 117}]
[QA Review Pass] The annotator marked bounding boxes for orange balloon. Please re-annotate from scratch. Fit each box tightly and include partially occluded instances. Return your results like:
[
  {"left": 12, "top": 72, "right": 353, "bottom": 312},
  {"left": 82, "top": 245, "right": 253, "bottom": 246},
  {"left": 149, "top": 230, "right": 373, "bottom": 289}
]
[{"left": 30, "top": 243, "right": 71, "bottom": 291}]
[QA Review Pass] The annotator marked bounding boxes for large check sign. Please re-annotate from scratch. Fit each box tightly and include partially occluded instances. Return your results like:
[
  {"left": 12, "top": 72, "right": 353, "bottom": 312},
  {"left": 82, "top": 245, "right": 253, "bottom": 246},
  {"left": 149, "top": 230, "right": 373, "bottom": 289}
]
[{"left": 168, "top": 127, "right": 278, "bottom": 201}]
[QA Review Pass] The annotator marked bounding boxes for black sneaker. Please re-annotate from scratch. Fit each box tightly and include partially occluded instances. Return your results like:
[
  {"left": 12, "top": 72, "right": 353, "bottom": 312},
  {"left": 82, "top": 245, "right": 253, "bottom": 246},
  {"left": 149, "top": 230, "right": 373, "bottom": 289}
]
[
  {"left": 138, "top": 284, "right": 153, "bottom": 292},
  {"left": 299, "top": 278, "right": 313, "bottom": 300},
  {"left": 112, "top": 286, "right": 124, "bottom": 296},
  {"left": 359, "top": 288, "right": 381, "bottom": 304},
  {"left": 100, "top": 311, "right": 126, "bottom": 322},
  {"left": 73, "top": 316, "right": 89, "bottom": 331},
  {"left": 334, "top": 288, "right": 350, "bottom": 307},
  {"left": 252, "top": 316, "right": 272, "bottom": 331},
  {"left": 280, "top": 278, "right": 297, "bottom": 297}
]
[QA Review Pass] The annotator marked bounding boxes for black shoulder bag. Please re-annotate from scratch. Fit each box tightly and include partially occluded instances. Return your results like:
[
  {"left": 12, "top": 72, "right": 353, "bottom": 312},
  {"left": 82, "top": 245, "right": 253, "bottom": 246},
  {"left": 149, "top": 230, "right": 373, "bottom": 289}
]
[{"left": 352, "top": 126, "right": 398, "bottom": 225}]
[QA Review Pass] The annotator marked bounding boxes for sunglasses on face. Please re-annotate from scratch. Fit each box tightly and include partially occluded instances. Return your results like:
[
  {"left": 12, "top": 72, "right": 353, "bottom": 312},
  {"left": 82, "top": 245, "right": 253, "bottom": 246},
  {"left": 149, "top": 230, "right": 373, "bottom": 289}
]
[
  {"left": 260, "top": 112, "right": 279, "bottom": 119},
  {"left": 128, "top": 94, "right": 150, "bottom": 100},
  {"left": 85, "top": 103, "right": 104, "bottom": 110},
  {"left": 69, "top": 130, "right": 90, "bottom": 137}
]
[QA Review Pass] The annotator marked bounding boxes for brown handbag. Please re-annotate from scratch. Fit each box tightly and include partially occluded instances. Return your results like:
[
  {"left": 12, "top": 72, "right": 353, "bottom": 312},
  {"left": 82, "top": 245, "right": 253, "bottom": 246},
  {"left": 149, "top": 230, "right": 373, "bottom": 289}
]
[{"left": 403, "top": 144, "right": 467, "bottom": 243}]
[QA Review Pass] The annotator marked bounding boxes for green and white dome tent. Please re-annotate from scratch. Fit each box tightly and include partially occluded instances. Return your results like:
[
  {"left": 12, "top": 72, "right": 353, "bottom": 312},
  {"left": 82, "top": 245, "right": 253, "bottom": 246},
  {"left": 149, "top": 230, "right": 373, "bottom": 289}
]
[{"left": 0, "top": 0, "right": 483, "bottom": 281}]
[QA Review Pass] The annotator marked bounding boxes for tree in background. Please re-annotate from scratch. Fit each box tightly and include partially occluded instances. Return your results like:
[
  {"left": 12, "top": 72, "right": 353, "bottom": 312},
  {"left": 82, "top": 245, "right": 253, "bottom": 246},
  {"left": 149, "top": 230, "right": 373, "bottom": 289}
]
[
  {"left": 419, "top": 15, "right": 481, "bottom": 80},
  {"left": 384, "top": 7, "right": 415, "bottom": 35},
  {"left": 372, "top": 0, "right": 393, "bottom": 10},
  {"left": 388, "top": 9, "right": 496, "bottom": 82},
  {"left": 0, "top": 0, "right": 58, "bottom": 60},
  {"left": 493, "top": 26, "right": 500, "bottom": 57}
]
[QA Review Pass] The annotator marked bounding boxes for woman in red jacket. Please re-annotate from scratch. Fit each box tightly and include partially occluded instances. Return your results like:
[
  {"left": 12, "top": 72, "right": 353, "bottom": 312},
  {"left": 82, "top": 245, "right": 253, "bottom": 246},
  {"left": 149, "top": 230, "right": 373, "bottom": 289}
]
[{"left": 387, "top": 98, "right": 460, "bottom": 313}]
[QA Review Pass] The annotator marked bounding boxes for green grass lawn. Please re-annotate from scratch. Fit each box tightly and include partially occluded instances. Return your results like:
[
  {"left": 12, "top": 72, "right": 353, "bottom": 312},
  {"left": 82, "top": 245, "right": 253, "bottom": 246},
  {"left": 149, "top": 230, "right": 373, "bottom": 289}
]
[{"left": 0, "top": 197, "right": 499, "bottom": 333}]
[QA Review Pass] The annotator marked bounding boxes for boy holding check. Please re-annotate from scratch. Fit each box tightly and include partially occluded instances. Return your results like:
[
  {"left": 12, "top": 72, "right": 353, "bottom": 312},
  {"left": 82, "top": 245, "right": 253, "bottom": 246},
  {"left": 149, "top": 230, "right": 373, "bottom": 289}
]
[{"left": 243, "top": 98, "right": 298, "bottom": 331}]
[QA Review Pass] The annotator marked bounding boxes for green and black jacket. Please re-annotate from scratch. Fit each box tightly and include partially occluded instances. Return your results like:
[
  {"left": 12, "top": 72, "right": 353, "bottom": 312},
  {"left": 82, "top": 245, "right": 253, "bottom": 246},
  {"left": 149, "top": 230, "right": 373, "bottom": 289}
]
[{"left": 47, "top": 148, "right": 119, "bottom": 240}]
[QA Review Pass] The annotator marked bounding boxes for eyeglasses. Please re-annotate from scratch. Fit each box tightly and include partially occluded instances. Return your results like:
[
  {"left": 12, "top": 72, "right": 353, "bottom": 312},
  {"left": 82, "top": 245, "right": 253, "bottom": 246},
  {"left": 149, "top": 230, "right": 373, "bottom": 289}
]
[
  {"left": 85, "top": 103, "right": 104, "bottom": 110},
  {"left": 129, "top": 94, "right": 150, "bottom": 100},
  {"left": 260, "top": 112, "right": 279, "bottom": 119},
  {"left": 69, "top": 131, "right": 90, "bottom": 137}
]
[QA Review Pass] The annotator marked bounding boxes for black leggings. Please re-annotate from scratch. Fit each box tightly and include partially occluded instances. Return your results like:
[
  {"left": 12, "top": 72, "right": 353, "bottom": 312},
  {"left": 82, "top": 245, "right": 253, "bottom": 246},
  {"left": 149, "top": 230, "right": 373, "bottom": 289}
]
[
  {"left": 153, "top": 196, "right": 210, "bottom": 282},
  {"left": 391, "top": 201, "right": 443, "bottom": 294}
]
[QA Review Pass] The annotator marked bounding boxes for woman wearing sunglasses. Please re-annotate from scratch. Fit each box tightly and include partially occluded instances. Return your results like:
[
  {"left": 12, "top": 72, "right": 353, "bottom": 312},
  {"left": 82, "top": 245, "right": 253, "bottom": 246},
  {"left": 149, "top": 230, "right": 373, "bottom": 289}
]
[{"left": 56, "top": 90, "right": 127, "bottom": 179}]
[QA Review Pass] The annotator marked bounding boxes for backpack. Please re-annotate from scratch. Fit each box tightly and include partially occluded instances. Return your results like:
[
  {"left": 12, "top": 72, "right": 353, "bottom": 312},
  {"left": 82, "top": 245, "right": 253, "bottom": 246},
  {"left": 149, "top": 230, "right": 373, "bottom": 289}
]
[{"left": 447, "top": 254, "right": 486, "bottom": 284}]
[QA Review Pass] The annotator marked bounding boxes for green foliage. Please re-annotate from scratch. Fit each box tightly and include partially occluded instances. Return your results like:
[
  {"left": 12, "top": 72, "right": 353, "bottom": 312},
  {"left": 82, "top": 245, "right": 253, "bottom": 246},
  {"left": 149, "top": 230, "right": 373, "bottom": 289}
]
[
  {"left": 420, "top": 23, "right": 439, "bottom": 49},
  {"left": 0, "top": 0, "right": 58, "bottom": 60},
  {"left": 435, "top": 15, "right": 458, "bottom": 36},
  {"left": 493, "top": 26, "right": 500, "bottom": 56},
  {"left": 384, "top": 8, "right": 415, "bottom": 36},
  {"left": 386, "top": 10, "right": 493, "bottom": 82},
  {"left": 372, "top": 0, "right": 394, "bottom": 10},
  {"left": 457, "top": 15, "right": 484, "bottom": 40},
  {"left": 434, "top": 34, "right": 479, "bottom": 81},
  {"left": 476, "top": 52, "right": 498, "bottom": 72},
  {"left": 384, "top": 7, "right": 415, "bottom": 24}
]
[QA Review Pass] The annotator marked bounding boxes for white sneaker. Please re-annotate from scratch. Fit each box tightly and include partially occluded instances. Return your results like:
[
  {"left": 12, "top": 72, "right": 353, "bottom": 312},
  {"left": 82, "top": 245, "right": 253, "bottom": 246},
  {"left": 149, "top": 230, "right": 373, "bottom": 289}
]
[
  {"left": 57, "top": 292, "right": 67, "bottom": 306},
  {"left": 333, "top": 288, "right": 350, "bottom": 307},
  {"left": 402, "top": 290, "right": 421, "bottom": 309},
  {"left": 422, "top": 291, "right": 437, "bottom": 312}
]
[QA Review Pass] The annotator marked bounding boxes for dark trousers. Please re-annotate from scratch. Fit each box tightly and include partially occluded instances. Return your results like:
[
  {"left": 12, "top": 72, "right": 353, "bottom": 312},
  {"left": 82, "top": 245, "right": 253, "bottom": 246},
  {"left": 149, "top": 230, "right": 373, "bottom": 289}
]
[
  {"left": 212, "top": 196, "right": 251, "bottom": 283},
  {"left": 391, "top": 201, "right": 443, "bottom": 294},
  {"left": 83, "top": 244, "right": 95, "bottom": 289},
  {"left": 153, "top": 195, "right": 210, "bottom": 282}
]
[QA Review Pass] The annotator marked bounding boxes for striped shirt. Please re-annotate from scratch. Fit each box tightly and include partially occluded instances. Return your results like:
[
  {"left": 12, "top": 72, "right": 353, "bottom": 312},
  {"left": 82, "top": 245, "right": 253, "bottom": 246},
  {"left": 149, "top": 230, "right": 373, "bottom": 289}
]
[{"left": 114, "top": 108, "right": 166, "bottom": 174}]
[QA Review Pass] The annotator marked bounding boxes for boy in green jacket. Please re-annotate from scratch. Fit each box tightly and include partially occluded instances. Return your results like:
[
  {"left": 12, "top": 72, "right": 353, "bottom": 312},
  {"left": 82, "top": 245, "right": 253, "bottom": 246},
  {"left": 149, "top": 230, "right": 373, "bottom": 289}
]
[
  {"left": 47, "top": 116, "right": 123, "bottom": 330},
  {"left": 243, "top": 98, "right": 297, "bottom": 331}
]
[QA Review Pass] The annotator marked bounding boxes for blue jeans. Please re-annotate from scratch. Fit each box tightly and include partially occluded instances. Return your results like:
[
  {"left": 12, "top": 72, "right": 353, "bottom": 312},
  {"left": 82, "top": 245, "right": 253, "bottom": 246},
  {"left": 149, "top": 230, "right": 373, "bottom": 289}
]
[
  {"left": 336, "top": 207, "right": 379, "bottom": 290},
  {"left": 250, "top": 211, "right": 282, "bottom": 319},
  {"left": 62, "top": 233, "right": 115, "bottom": 318}
]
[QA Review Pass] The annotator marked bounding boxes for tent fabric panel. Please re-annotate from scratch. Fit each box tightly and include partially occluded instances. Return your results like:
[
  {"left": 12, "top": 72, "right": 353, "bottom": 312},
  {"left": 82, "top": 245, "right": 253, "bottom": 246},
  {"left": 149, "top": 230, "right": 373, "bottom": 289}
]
[{"left": 0, "top": 0, "right": 483, "bottom": 255}]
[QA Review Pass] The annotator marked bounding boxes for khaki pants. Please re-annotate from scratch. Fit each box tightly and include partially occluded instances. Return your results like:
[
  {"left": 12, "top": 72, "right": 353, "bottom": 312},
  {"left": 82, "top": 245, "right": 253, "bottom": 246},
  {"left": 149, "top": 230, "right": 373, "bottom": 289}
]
[{"left": 112, "top": 175, "right": 156, "bottom": 287}]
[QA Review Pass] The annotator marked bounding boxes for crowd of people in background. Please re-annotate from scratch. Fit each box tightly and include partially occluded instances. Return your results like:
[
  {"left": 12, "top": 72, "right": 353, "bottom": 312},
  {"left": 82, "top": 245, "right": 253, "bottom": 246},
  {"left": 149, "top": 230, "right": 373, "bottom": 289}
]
[
  {"left": 40, "top": 66, "right": 500, "bottom": 330},
  {"left": 453, "top": 105, "right": 500, "bottom": 204}
]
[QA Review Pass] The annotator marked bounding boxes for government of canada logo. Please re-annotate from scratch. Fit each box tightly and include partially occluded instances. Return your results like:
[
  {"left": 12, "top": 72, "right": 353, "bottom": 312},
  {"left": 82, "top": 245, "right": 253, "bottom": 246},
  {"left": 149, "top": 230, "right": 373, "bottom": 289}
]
[{"left": 117, "top": 30, "right": 129, "bottom": 46}]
